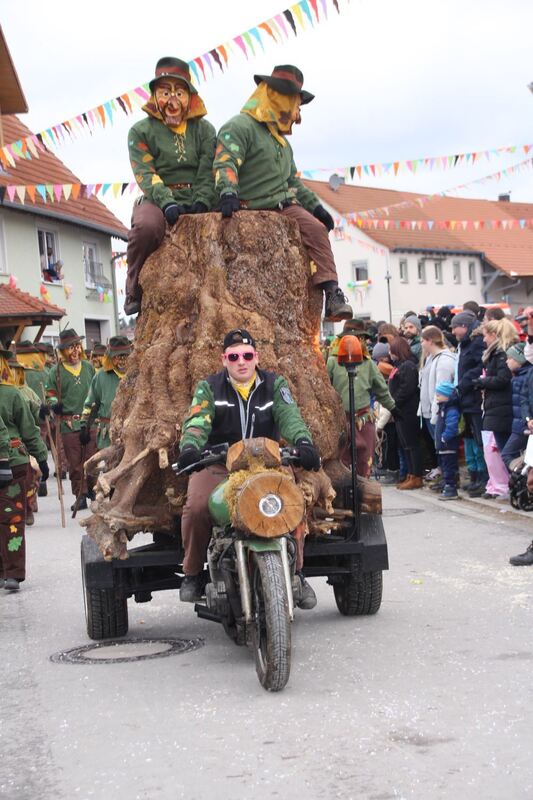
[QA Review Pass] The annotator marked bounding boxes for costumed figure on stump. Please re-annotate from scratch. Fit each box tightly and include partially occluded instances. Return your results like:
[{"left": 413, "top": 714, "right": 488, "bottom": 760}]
[
  {"left": 45, "top": 329, "right": 96, "bottom": 511},
  {"left": 81, "top": 336, "right": 133, "bottom": 450},
  {"left": 0, "top": 349, "right": 49, "bottom": 592},
  {"left": 213, "top": 65, "right": 353, "bottom": 322},
  {"left": 176, "top": 328, "right": 320, "bottom": 607},
  {"left": 125, "top": 57, "right": 217, "bottom": 315}
]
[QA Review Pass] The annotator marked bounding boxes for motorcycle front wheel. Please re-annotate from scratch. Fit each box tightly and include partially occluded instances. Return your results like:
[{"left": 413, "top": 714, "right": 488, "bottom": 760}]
[{"left": 251, "top": 550, "right": 291, "bottom": 692}]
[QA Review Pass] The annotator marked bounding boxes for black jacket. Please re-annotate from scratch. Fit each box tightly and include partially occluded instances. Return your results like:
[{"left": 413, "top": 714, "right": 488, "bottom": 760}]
[
  {"left": 457, "top": 324, "right": 485, "bottom": 414},
  {"left": 479, "top": 348, "right": 513, "bottom": 433},
  {"left": 389, "top": 359, "right": 420, "bottom": 441}
]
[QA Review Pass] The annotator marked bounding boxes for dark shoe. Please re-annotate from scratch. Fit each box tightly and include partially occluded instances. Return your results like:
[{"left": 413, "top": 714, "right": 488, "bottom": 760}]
[
  {"left": 296, "top": 571, "right": 317, "bottom": 610},
  {"left": 482, "top": 492, "right": 498, "bottom": 500},
  {"left": 71, "top": 496, "right": 88, "bottom": 511},
  {"left": 509, "top": 541, "right": 533, "bottom": 566},
  {"left": 438, "top": 485, "right": 459, "bottom": 501},
  {"left": 430, "top": 480, "right": 445, "bottom": 493},
  {"left": 124, "top": 300, "right": 141, "bottom": 316},
  {"left": 4, "top": 578, "right": 20, "bottom": 592},
  {"left": 26, "top": 510, "right": 35, "bottom": 526},
  {"left": 180, "top": 574, "right": 204, "bottom": 603},
  {"left": 0, "top": 578, "right": 4, "bottom": 589},
  {"left": 324, "top": 287, "right": 353, "bottom": 322},
  {"left": 462, "top": 471, "right": 477, "bottom": 492},
  {"left": 468, "top": 482, "right": 486, "bottom": 498},
  {"left": 38, "top": 480, "right": 48, "bottom": 497}
]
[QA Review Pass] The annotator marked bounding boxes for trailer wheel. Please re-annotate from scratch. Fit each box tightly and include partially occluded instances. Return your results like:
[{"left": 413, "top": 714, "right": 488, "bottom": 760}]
[
  {"left": 81, "top": 549, "right": 128, "bottom": 640},
  {"left": 334, "top": 567, "right": 383, "bottom": 616}
]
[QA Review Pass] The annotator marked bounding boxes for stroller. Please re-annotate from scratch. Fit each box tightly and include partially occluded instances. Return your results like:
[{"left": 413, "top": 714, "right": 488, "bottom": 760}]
[{"left": 508, "top": 454, "right": 533, "bottom": 512}]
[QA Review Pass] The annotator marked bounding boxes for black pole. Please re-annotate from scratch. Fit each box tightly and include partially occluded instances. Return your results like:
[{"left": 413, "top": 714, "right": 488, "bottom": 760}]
[
  {"left": 346, "top": 364, "right": 358, "bottom": 519},
  {"left": 385, "top": 273, "right": 392, "bottom": 323}
]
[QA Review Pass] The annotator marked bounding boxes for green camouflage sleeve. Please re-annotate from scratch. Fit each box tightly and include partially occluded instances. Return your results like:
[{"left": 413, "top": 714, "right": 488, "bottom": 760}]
[
  {"left": 213, "top": 117, "right": 250, "bottom": 199},
  {"left": 128, "top": 125, "right": 174, "bottom": 209},
  {"left": 272, "top": 376, "right": 313, "bottom": 445},
  {"left": 179, "top": 380, "right": 216, "bottom": 451}
]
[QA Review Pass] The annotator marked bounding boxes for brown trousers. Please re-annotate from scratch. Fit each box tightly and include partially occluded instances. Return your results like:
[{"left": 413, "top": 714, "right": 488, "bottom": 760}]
[
  {"left": 125, "top": 202, "right": 339, "bottom": 307},
  {"left": 278, "top": 205, "right": 338, "bottom": 285},
  {"left": 341, "top": 413, "right": 376, "bottom": 478},
  {"left": 0, "top": 464, "right": 28, "bottom": 581},
  {"left": 61, "top": 429, "right": 97, "bottom": 496},
  {"left": 125, "top": 202, "right": 166, "bottom": 306}
]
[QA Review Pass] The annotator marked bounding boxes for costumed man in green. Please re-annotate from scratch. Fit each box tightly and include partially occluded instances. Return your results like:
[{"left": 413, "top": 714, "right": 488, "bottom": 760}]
[
  {"left": 327, "top": 319, "right": 400, "bottom": 477},
  {"left": 0, "top": 349, "right": 49, "bottom": 592},
  {"left": 8, "top": 354, "right": 43, "bottom": 525},
  {"left": 81, "top": 336, "right": 132, "bottom": 450},
  {"left": 15, "top": 340, "right": 48, "bottom": 399},
  {"left": 124, "top": 57, "right": 217, "bottom": 315},
  {"left": 213, "top": 65, "right": 353, "bottom": 323},
  {"left": 45, "top": 329, "right": 96, "bottom": 510},
  {"left": 176, "top": 328, "right": 320, "bottom": 608}
]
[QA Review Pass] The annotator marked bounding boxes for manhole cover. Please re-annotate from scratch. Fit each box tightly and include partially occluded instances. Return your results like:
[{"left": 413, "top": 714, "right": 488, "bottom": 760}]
[
  {"left": 50, "top": 637, "right": 204, "bottom": 665},
  {"left": 382, "top": 508, "right": 425, "bottom": 517}
]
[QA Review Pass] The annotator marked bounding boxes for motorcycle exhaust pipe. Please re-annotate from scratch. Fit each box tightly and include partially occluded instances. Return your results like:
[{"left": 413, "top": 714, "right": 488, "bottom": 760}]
[
  {"left": 280, "top": 537, "right": 294, "bottom": 621},
  {"left": 235, "top": 540, "right": 252, "bottom": 623}
]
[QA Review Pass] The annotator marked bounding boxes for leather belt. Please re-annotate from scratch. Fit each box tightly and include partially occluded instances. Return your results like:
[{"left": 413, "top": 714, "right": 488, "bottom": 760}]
[
  {"left": 60, "top": 414, "right": 81, "bottom": 420},
  {"left": 167, "top": 182, "right": 192, "bottom": 189},
  {"left": 98, "top": 417, "right": 111, "bottom": 423}
]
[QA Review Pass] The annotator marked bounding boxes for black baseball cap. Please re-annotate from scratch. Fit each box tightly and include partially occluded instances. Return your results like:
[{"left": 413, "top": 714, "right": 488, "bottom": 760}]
[{"left": 223, "top": 329, "right": 256, "bottom": 350}]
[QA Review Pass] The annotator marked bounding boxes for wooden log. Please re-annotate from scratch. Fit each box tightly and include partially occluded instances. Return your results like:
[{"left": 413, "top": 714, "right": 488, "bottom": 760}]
[
  {"left": 358, "top": 476, "right": 382, "bottom": 515},
  {"left": 232, "top": 471, "right": 305, "bottom": 537},
  {"left": 226, "top": 437, "right": 281, "bottom": 473}
]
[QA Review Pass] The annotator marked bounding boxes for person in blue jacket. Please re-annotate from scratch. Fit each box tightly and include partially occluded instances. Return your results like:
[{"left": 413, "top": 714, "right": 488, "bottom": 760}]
[{"left": 434, "top": 381, "right": 461, "bottom": 500}]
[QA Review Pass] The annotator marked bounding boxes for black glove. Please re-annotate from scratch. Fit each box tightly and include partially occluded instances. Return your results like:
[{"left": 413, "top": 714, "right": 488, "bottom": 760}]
[
  {"left": 390, "top": 406, "right": 403, "bottom": 421},
  {"left": 51, "top": 402, "right": 63, "bottom": 416},
  {"left": 163, "top": 203, "right": 187, "bottom": 226},
  {"left": 177, "top": 445, "right": 202, "bottom": 470},
  {"left": 313, "top": 204, "right": 335, "bottom": 232},
  {"left": 38, "top": 403, "right": 51, "bottom": 420},
  {"left": 190, "top": 201, "right": 208, "bottom": 214},
  {"left": 296, "top": 439, "right": 321, "bottom": 472},
  {"left": 0, "top": 459, "right": 13, "bottom": 488},
  {"left": 79, "top": 426, "right": 91, "bottom": 446},
  {"left": 38, "top": 460, "right": 49, "bottom": 482},
  {"left": 219, "top": 193, "right": 240, "bottom": 219}
]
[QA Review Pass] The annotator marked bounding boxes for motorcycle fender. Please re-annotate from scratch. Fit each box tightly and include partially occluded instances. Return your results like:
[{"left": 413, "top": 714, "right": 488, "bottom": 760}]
[{"left": 242, "top": 539, "right": 282, "bottom": 553}]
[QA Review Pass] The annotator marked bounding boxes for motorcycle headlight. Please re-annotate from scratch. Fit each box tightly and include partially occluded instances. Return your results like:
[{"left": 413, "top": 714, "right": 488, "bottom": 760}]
[{"left": 258, "top": 493, "right": 283, "bottom": 518}]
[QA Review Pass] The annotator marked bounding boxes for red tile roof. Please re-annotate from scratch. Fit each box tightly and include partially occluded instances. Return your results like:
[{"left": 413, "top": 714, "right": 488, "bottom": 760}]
[
  {"left": 304, "top": 180, "right": 533, "bottom": 278},
  {"left": 0, "top": 283, "right": 65, "bottom": 322},
  {"left": 0, "top": 115, "right": 128, "bottom": 240}
]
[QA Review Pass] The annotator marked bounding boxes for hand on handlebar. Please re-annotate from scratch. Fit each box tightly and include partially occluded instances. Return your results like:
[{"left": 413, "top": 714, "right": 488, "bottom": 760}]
[
  {"left": 295, "top": 439, "right": 321, "bottom": 472},
  {"left": 177, "top": 446, "right": 202, "bottom": 471}
]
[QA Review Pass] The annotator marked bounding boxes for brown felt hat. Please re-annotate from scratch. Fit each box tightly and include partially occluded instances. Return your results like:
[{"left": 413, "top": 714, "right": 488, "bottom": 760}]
[
  {"left": 253, "top": 65, "right": 314, "bottom": 105},
  {"left": 58, "top": 328, "right": 84, "bottom": 349},
  {"left": 91, "top": 342, "right": 106, "bottom": 356},
  {"left": 15, "top": 340, "right": 39, "bottom": 354},
  {"left": 107, "top": 336, "right": 132, "bottom": 356},
  {"left": 149, "top": 57, "right": 198, "bottom": 95}
]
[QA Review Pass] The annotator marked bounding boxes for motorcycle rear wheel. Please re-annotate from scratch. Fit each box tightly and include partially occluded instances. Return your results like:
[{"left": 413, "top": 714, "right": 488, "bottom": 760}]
[{"left": 251, "top": 551, "right": 291, "bottom": 692}]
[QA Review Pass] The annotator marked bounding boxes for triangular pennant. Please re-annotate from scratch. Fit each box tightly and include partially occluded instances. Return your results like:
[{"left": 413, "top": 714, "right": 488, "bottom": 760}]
[
  {"left": 71, "top": 184, "right": 81, "bottom": 200},
  {"left": 202, "top": 52, "right": 214, "bottom": 77},
  {"left": 45, "top": 185, "right": 54, "bottom": 202},
  {"left": 249, "top": 27, "right": 265, "bottom": 51},
  {"left": 104, "top": 101, "right": 114, "bottom": 124},
  {"left": 284, "top": 9, "right": 297, "bottom": 35},
  {"left": 194, "top": 57, "right": 206, "bottom": 81},
  {"left": 309, "top": 0, "right": 320, "bottom": 21},
  {"left": 242, "top": 31, "right": 256, "bottom": 56},
  {"left": 36, "top": 185, "right": 47, "bottom": 202},
  {"left": 234, "top": 35, "right": 248, "bottom": 57},
  {"left": 112, "top": 183, "right": 122, "bottom": 198},
  {"left": 27, "top": 185, "right": 36, "bottom": 203},
  {"left": 54, "top": 185, "right": 62, "bottom": 202},
  {"left": 218, "top": 45, "right": 229, "bottom": 65},
  {"left": 210, "top": 48, "right": 224, "bottom": 71},
  {"left": 275, "top": 13, "right": 289, "bottom": 37},
  {"left": 7, "top": 186, "right": 16, "bottom": 202},
  {"left": 299, "top": 0, "right": 314, "bottom": 26},
  {"left": 291, "top": 4, "right": 305, "bottom": 29}
]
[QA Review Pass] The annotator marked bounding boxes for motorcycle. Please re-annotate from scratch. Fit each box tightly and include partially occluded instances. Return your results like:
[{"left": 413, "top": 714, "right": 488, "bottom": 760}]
[{"left": 173, "top": 437, "right": 306, "bottom": 692}]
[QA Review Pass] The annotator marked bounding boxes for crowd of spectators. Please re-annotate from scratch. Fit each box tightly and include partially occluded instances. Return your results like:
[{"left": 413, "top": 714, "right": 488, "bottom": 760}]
[{"left": 322, "top": 301, "right": 533, "bottom": 566}]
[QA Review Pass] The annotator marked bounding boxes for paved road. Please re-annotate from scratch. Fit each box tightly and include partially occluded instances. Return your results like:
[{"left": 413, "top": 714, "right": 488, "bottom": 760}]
[{"left": 1, "top": 479, "right": 532, "bottom": 800}]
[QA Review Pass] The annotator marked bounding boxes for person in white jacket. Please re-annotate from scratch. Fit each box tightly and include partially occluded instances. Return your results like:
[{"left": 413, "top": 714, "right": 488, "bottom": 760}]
[{"left": 419, "top": 326, "right": 457, "bottom": 488}]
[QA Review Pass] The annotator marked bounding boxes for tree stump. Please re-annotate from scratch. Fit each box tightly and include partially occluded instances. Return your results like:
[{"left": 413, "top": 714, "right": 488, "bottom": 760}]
[{"left": 81, "top": 211, "right": 348, "bottom": 559}]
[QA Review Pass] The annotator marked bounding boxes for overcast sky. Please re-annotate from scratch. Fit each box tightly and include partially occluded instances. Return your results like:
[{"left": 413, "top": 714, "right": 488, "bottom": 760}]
[{"left": 4, "top": 0, "right": 533, "bottom": 233}]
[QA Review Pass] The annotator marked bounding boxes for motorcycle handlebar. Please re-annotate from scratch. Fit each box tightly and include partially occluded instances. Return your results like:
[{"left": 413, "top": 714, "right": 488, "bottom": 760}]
[{"left": 171, "top": 445, "right": 302, "bottom": 476}]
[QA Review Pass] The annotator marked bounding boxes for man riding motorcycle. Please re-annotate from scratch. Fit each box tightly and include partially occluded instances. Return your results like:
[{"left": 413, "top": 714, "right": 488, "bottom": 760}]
[{"left": 176, "top": 328, "right": 320, "bottom": 608}]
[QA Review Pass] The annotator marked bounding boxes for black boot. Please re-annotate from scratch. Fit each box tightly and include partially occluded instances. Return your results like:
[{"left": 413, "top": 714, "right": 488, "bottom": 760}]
[
  {"left": 38, "top": 480, "right": 48, "bottom": 497},
  {"left": 71, "top": 495, "right": 88, "bottom": 511},
  {"left": 324, "top": 286, "right": 353, "bottom": 322},
  {"left": 468, "top": 473, "right": 487, "bottom": 497},
  {"left": 509, "top": 541, "right": 533, "bottom": 566},
  {"left": 179, "top": 574, "right": 204, "bottom": 603},
  {"left": 296, "top": 571, "right": 317, "bottom": 609},
  {"left": 463, "top": 471, "right": 477, "bottom": 492},
  {"left": 123, "top": 299, "right": 141, "bottom": 316}
]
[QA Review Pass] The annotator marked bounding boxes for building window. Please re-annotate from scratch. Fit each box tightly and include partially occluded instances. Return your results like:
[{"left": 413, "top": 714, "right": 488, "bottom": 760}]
[
  {"left": 351, "top": 260, "right": 368, "bottom": 282},
  {"left": 468, "top": 261, "right": 477, "bottom": 284},
  {"left": 83, "top": 241, "right": 104, "bottom": 287},
  {"left": 0, "top": 217, "right": 7, "bottom": 275},
  {"left": 399, "top": 259, "right": 408, "bottom": 283},
  {"left": 417, "top": 259, "right": 426, "bottom": 284},
  {"left": 38, "top": 228, "right": 62, "bottom": 283},
  {"left": 434, "top": 261, "right": 443, "bottom": 284},
  {"left": 453, "top": 260, "right": 461, "bottom": 284}
]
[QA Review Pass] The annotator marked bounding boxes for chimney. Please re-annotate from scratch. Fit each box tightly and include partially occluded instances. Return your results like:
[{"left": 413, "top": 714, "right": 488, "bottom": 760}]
[{"left": 498, "top": 193, "right": 511, "bottom": 202}]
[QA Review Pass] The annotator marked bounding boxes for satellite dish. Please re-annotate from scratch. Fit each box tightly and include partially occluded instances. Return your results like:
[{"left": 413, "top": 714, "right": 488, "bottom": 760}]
[{"left": 328, "top": 173, "right": 345, "bottom": 192}]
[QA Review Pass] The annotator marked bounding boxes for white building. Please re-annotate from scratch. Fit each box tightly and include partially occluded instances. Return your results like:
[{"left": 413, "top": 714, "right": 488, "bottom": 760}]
[{"left": 305, "top": 179, "right": 533, "bottom": 330}]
